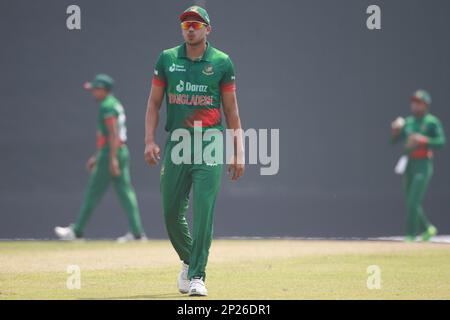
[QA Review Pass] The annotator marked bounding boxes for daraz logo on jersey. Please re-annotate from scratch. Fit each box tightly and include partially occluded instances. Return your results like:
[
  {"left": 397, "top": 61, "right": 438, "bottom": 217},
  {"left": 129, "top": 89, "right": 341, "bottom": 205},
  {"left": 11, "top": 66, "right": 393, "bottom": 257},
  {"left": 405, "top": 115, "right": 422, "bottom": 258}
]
[
  {"left": 176, "top": 81, "right": 184, "bottom": 93},
  {"left": 170, "top": 80, "right": 213, "bottom": 106},
  {"left": 175, "top": 80, "right": 208, "bottom": 93}
]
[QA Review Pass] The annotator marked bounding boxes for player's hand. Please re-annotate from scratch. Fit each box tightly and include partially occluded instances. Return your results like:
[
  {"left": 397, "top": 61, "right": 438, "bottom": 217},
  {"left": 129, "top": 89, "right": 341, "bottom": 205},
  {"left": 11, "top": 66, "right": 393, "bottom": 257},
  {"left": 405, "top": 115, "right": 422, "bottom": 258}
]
[
  {"left": 228, "top": 155, "right": 245, "bottom": 181},
  {"left": 405, "top": 133, "right": 427, "bottom": 149},
  {"left": 144, "top": 142, "right": 161, "bottom": 166},
  {"left": 86, "top": 156, "right": 97, "bottom": 172},
  {"left": 391, "top": 117, "right": 405, "bottom": 130},
  {"left": 109, "top": 157, "right": 121, "bottom": 177},
  {"left": 391, "top": 117, "right": 405, "bottom": 137}
]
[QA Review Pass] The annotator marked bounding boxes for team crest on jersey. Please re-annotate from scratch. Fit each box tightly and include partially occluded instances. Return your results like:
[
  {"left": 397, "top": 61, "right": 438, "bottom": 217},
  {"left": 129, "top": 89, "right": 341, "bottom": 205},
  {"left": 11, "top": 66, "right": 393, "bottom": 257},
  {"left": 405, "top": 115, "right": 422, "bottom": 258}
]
[{"left": 202, "top": 65, "right": 214, "bottom": 76}]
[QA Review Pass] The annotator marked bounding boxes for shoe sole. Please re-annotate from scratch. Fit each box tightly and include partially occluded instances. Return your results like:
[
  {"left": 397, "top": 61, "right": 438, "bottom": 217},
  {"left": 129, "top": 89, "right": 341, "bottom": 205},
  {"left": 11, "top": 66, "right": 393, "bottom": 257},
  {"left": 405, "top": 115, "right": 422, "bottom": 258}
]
[
  {"left": 188, "top": 288, "right": 208, "bottom": 297},
  {"left": 189, "top": 292, "right": 208, "bottom": 297},
  {"left": 422, "top": 235, "right": 436, "bottom": 242}
]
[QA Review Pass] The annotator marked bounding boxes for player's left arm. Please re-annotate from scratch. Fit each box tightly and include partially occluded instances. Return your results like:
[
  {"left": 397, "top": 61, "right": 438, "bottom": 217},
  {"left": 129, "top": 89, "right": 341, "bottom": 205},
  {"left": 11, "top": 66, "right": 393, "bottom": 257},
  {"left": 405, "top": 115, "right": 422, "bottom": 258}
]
[
  {"left": 423, "top": 119, "right": 446, "bottom": 149},
  {"left": 105, "top": 117, "right": 121, "bottom": 176},
  {"left": 408, "top": 119, "right": 446, "bottom": 150},
  {"left": 222, "top": 89, "right": 244, "bottom": 181},
  {"left": 221, "top": 56, "right": 244, "bottom": 181}
]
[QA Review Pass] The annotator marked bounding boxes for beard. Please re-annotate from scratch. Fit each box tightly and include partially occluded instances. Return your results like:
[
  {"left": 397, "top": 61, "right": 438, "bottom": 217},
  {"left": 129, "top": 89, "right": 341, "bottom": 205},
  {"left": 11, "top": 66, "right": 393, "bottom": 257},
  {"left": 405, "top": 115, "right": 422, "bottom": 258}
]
[{"left": 186, "top": 35, "right": 206, "bottom": 47}]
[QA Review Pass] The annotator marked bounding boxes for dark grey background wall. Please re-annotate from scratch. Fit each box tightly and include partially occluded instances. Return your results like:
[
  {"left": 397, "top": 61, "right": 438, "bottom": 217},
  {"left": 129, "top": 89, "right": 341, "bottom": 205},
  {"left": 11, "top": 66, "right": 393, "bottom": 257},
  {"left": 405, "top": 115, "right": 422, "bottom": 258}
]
[{"left": 1, "top": 0, "right": 449, "bottom": 239}]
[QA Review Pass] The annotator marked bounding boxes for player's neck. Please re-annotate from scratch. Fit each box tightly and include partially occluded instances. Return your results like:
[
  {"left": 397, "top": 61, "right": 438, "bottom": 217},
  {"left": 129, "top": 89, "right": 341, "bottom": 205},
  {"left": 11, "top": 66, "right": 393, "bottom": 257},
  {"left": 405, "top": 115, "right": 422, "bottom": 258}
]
[
  {"left": 96, "top": 93, "right": 111, "bottom": 103},
  {"left": 414, "top": 111, "right": 427, "bottom": 119},
  {"left": 186, "top": 41, "right": 207, "bottom": 61}
]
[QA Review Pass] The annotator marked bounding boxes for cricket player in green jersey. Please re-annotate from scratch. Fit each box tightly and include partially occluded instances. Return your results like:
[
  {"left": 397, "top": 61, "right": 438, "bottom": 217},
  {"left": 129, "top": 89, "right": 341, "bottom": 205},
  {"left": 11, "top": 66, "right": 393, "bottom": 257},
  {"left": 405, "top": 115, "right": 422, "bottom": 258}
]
[
  {"left": 391, "top": 90, "right": 446, "bottom": 242},
  {"left": 144, "top": 6, "right": 244, "bottom": 296},
  {"left": 55, "top": 74, "right": 145, "bottom": 243}
]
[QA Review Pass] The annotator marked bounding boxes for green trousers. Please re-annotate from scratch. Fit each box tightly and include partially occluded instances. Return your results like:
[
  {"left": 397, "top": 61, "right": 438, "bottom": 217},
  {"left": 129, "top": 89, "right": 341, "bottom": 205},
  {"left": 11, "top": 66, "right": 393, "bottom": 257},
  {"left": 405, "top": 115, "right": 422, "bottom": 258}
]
[
  {"left": 74, "top": 146, "right": 144, "bottom": 238},
  {"left": 403, "top": 158, "right": 433, "bottom": 237},
  {"left": 160, "top": 137, "right": 223, "bottom": 280}
]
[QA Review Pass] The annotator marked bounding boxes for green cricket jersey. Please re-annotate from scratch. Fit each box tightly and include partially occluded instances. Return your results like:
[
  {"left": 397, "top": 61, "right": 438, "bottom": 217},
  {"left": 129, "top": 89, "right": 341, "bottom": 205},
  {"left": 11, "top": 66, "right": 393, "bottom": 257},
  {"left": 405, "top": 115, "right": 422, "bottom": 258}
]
[
  {"left": 152, "top": 42, "right": 236, "bottom": 133},
  {"left": 391, "top": 113, "right": 445, "bottom": 159},
  {"left": 97, "top": 94, "right": 127, "bottom": 149}
]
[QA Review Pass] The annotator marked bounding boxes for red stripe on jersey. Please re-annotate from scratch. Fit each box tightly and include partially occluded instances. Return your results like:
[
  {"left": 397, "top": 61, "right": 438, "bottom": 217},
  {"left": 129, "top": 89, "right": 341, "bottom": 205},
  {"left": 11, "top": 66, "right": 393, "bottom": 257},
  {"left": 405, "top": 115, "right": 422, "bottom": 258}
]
[
  {"left": 152, "top": 76, "right": 166, "bottom": 87},
  {"left": 104, "top": 116, "right": 117, "bottom": 126},
  {"left": 97, "top": 133, "right": 125, "bottom": 149},
  {"left": 186, "top": 109, "right": 221, "bottom": 128},
  {"left": 221, "top": 82, "right": 236, "bottom": 93},
  {"left": 97, "top": 133, "right": 107, "bottom": 149},
  {"left": 410, "top": 146, "right": 433, "bottom": 159}
]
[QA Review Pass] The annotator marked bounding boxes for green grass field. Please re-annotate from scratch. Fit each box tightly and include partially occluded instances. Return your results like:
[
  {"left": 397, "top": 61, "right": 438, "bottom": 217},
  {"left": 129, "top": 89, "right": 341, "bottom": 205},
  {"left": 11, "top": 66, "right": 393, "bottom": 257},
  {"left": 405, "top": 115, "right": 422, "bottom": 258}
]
[{"left": 0, "top": 240, "right": 449, "bottom": 300}]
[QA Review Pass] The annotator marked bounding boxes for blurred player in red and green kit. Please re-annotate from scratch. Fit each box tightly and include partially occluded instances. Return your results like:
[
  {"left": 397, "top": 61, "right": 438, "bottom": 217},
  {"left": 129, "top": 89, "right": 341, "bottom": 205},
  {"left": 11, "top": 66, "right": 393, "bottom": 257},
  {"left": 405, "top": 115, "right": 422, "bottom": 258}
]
[
  {"left": 144, "top": 6, "right": 244, "bottom": 296},
  {"left": 391, "top": 90, "right": 446, "bottom": 242},
  {"left": 55, "top": 74, "right": 145, "bottom": 243}
]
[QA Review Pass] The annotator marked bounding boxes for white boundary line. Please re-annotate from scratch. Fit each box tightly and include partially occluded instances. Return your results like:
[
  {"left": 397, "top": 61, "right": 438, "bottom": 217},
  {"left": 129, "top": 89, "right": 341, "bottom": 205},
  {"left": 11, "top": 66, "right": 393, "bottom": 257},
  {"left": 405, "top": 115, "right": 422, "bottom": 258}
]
[{"left": 1, "top": 235, "right": 450, "bottom": 243}]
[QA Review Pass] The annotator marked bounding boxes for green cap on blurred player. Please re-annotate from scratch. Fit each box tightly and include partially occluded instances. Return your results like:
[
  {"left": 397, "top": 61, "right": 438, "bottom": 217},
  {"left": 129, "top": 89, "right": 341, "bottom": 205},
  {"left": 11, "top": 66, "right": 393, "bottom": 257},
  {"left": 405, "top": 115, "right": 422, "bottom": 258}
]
[
  {"left": 179, "top": 5, "right": 211, "bottom": 25},
  {"left": 84, "top": 74, "right": 114, "bottom": 91},
  {"left": 411, "top": 89, "right": 432, "bottom": 105}
]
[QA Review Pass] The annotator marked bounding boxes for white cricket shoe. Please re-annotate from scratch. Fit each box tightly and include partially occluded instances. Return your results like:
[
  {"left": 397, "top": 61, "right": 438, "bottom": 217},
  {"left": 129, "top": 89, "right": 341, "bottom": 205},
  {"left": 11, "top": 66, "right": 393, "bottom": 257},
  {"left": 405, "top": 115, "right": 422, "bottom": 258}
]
[
  {"left": 178, "top": 262, "right": 190, "bottom": 294},
  {"left": 54, "top": 225, "right": 78, "bottom": 241},
  {"left": 116, "top": 232, "right": 147, "bottom": 243},
  {"left": 189, "top": 277, "right": 208, "bottom": 296}
]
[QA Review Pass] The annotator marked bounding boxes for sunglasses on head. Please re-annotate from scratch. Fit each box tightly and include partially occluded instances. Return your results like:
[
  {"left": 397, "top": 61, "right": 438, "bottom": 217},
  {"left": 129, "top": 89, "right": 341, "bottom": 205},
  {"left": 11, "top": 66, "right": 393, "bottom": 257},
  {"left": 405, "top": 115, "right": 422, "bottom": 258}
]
[{"left": 181, "top": 21, "right": 208, "bottom": 30}]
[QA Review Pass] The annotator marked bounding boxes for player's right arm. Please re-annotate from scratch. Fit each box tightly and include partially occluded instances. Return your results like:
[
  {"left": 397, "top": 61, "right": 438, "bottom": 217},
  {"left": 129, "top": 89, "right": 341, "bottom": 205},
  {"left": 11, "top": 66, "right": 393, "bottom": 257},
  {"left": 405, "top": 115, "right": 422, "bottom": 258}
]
[
  {"left": 144, "top": 85, "right": 164, "bottom": 166},
  {"left": 86, "top": 130, "right": 103, "bottom": 172},
  {"left": 144, "top": 53, "right": 166, "bottom": 167},
  {"left": 390, "top": 117, "right": 405, "bottom": 144},
  {"left": 86, "top": 154, "right": 97, "bottom": 172}
]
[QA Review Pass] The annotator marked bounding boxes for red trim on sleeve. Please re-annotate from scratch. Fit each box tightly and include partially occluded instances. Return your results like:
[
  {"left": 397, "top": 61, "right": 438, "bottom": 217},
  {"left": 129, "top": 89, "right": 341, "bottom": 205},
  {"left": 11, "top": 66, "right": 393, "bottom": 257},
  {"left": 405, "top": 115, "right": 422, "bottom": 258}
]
[
  {"left": 104, "top": 116, "right": 117, "bottom": 126},
  {"left": 220, "top": 82, "right": 236, "bottom": 93},
  {"left": 152, "top": 76, "right": 166, "bottom": 88}
]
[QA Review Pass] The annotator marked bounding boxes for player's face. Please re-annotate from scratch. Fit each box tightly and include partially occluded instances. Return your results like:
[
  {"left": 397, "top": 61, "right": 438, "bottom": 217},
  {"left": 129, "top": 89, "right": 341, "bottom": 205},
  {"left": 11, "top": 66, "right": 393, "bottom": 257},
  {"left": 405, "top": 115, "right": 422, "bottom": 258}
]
[
  {"left": 410, "top": 99, "right": 428, "bottom": 117},
  {"left": 91, "top": 88, "right": 109, "bottom": 101},
  {"left": 181, "top": 15, "right": 210, "bottom": 46}
]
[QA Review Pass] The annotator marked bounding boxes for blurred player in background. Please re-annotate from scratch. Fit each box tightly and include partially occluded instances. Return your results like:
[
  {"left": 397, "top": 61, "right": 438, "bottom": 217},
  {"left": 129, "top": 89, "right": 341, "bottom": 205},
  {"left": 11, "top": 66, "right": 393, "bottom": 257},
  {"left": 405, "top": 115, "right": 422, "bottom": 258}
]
[
  {"left": 55, "top": 74, "right": 146, "bottom": 243},
  {"left": 391, "top": 90, "right": 446, "bottom": 242},
  {"left": 144, "top": 6, "right": 244, "bottom": 296}
]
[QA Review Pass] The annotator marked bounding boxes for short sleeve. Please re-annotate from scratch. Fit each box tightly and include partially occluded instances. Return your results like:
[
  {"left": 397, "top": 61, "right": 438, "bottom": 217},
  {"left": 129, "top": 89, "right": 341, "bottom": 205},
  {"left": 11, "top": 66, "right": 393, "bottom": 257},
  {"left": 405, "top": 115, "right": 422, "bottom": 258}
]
[
  {"left": 100, "top": 105, "right": 118, "bottom": 120},
  {"left": 152, "top": 52, "right": 166, "bottom": 87},
  {"left": 220, "top": 57, "right": 236, "bottom": 93}
]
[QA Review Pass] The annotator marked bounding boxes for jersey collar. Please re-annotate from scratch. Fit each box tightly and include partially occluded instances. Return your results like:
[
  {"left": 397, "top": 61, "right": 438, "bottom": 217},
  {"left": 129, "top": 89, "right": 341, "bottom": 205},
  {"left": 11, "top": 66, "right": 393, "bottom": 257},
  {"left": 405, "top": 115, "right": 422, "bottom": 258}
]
[
  {"left": 178, "top": 42, "right": 213, "bottom": 62},
  {"left": 99, "top": 94, "right": 113, "bottom": 104}
]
